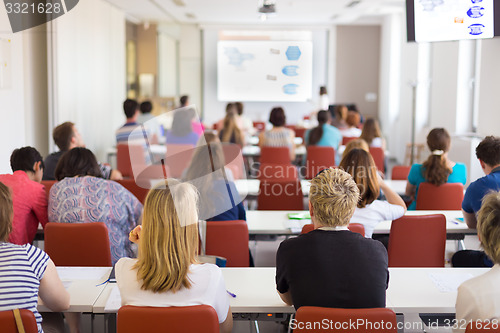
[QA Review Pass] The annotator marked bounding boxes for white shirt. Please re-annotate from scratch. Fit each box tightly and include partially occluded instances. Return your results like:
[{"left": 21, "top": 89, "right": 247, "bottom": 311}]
[
  {"left": 455, "top": 264, "right": 500, "bottom": 333},
  {"left": 370, "top": 137, "right": 383, "bottom": 148},
  {"left": 116, "top": 258, "right": 230, "bottom": 323},
  {"left": 350, "top": 200, "right": 405, "bottom": 238},
  {"left": 340, "top": 127, "right": 362, "bottom": 138}
]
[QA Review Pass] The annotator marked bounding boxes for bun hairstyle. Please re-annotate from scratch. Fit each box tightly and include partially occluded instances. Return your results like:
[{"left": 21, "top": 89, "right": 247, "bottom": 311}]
[
  {"left": 422, "top": 128, "right": 452, "bottom": 186},
  {"left": 307, "top": 111, "right": 329, "bottom": 146}
]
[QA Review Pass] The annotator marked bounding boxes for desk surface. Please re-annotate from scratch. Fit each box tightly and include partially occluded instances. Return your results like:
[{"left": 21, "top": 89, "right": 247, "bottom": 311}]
[
  {"left": 237, "top": 179, "right": 407, "bottom": 197},
  {"left": 93, "top": 267, "right": 489, "bottom": 315},
  {"left": 38, "top": 267, "right": 111, "bottom": 313},
  {"left": 246, "top": 210, "right": 474, "bottom": 236}
]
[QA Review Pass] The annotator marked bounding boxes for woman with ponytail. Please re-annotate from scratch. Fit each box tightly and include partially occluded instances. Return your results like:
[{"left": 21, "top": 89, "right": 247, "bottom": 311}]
[
  {"left": 405, "top": 128, "right": 466, "bottom": 210},
  {"left": 305, "top": 110, "right": 342, "bottom": 151}
]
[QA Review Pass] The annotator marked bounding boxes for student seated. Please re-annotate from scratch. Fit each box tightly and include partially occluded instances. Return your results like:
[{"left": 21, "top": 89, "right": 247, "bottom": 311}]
[
  {"left": 166, "top": 108, "right": 201, "bottom": 146},
  {"left": 276, "top": 168, "right": 389, "bottom": 309},
  {"left": 48, "top": 148, "right": 142, "bottom": 264},
  {"left": 219, "top": 111, "right": 245, "bottom": 146},
  {"left": 341, "top": 138, "right": 370, "bottom": 160},
  {"left": 340, "top": 111, "right": 362, "bottom": 138},
  {"left": 305, "top": 110, "right": 342, "bottom": 151},
  {"left": 339, "top": 149, "right": 406, "bottom": 238},
  {"left": 116, "top": 99, "right": 151, "bottom": 144},
  {"left": 360, "top": 118, "right": 386, "bottom": 150},
  {"left": 259, "top": 107, "right": 296, "bottom": 161},
  {"left": 0, "top": 182, "right": 70, "bottom": 333},
  {"left": 330, "top": 105, "right": 348, "bottom": 130},
  {"left": 453, "top": 136, "right": 500, "bottom": 267},
  {"left": 43, "top": 122, "right": 122, "bottom": 181},
  {"left": 405, "top": 128, "right": 466, "bottom": 210},
  {"left": 455, "top": 190, "right": 500, "bottom": 331},
  {"left": 116, "top": 180, "right": 233, "bottom": 333},
  {"left": 0, "top": 147, "right": 48, "bottom": 245}
]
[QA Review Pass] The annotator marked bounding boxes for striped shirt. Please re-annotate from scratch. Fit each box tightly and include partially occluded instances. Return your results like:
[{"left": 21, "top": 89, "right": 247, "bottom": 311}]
[
  {"left": 262, "top": 128, "right": 293, "bottom": 148},
  {"left": 0, "top": 243, "right": 49, "bottom": 333}
]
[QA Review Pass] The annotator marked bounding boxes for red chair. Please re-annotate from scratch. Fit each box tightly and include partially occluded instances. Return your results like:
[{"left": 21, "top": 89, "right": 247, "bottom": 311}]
[
  {"left": 342, "top": 136, "right": 358, "bottom": 145},
  {"left": 117, "top": 144, "right": 147, "bottom": 178},
  {"left": 44, "top": 222, "right": 112, "bottom": 266},
  {"left": 294, "top": 128, "right": 307, "bottom": 140},
  {"left": 41, "top": 180, "right": 56, "bottom": 199},
  {"left": 253, "top": 121, "right": 266, "bottom": 132},
  {"left": 257, "top": 180, "right": 304, "bottom": 210},
  {"left": 305, "top": 146, "right": 336, "bottom": 179},
  {"left": 117, "top": 305, "right": 219, "bottom": 333},
  {"left": 416, "top": 182, "right": 464, "bottom": 210},
  {"left": 369, "top": 147, "right": 385, "bottom": 174},
  {"left": 222, "top": 143, "right": 245, "bottom": 179},
  {"left": 388, "top": 214, "right": 446, "bottom": 267},
  {"left": 205, "top": 220, "right": 249, "bottom": 267},
  {"left": 301, "top": 223, "right": 365, "bottom": 237},
  {"left": 260, "top": 147, "right": 291, "bottom": 165},
  {"left": 0, "top": 309, "right": 38, "bottom": 333},
  {"left": 466, "top": 322, "right": 500, "bottom": 333},
  {"left": 294, "top": 307, "right": 397, "bottom": 333},
  {"left": 117, "top": 179, "right": 150, "bottom": 204},
  {"left": 258, "top": 163, "right": 298, "bottom": 180},
  {"left": 391, "top": 165, "right": 411, "bottom": 180},
  {"left": 165, "top": 144, "right": 194, "bottom": 178}
]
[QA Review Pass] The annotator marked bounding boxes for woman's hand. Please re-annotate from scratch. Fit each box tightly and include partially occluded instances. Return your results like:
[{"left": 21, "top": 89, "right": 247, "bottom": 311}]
[{"left": 129, "top": 225, "right": 142, "bottom": 244}]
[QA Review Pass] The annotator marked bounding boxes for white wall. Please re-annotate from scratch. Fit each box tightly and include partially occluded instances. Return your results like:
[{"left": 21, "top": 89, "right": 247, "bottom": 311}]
[
  {"left": 179, "top": 25, "right": 202, "bottom": 112},
  {"left": 202, "top": 28, "right": 329, "bottom": 126},
  {"left": 48, "top": 0, "right": 126, "bottom": 162},
  {"left": 477, "top": 37, "right": 500, "bottom": 137}
]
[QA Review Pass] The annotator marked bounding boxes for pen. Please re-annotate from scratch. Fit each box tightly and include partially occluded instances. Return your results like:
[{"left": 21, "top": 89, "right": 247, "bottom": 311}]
[
  {"left": 450, "top": 220, "right": 459, "bottom": 225},
  {"left": 226, "top": 290, "right": 236, "bottom": 298}
]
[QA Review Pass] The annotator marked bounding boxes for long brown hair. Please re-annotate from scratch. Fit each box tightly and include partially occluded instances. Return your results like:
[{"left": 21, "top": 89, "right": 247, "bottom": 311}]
[
  {"left": 308, "top": 110, "right": 329, "bottom": 146},
  {"left": 221, "top": 112, "right": 243, "bottom": 146},
  {"left": 339, "top": 148, "right": 380, "bottom": 208},
  {"left": 422, "top": 128, "right": 452, "bottom": 186},
  {"left": 0, "top": 182, "right": 13, "bottom": 242},
  {"left": 359, "top": 118, "right": 382, "bottom": 145}
]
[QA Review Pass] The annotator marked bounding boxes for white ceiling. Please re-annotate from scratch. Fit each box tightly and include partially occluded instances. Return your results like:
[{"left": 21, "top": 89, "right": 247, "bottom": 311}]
[{"left": 104, "top": 0, "right": 405, "bottom": 25}]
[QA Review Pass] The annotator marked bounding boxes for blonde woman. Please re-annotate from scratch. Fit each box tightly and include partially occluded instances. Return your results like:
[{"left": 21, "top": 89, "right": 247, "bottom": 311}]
[
  {"left": 219, "top": 112, "right": 244, "bottom": 146},
  {"left": 116, "top": 180, "right": 233, "bottom": 333},
  {"left": 455, "top": 190, "right": 500, "bottom": 332}
]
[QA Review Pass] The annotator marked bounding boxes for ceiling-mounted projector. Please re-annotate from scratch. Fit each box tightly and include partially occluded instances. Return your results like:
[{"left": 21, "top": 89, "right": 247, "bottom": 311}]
[{"left": 258, "top": 0, "right": 276, "bottom": 14}]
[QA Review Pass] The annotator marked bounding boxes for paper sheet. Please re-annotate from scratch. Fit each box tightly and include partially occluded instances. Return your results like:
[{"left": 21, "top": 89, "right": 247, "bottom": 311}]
[
  {"left": 56, "top": 267, "right": 110, "bottom": 281},
  {"left": 104, "top": 286, "right": 122, "bottom": 312},
  {"left": 283, "top": 219, "right": 311, "bottom": 233},
  {"left": 428, "top": 273, "right": 474, "bottom": 293}
]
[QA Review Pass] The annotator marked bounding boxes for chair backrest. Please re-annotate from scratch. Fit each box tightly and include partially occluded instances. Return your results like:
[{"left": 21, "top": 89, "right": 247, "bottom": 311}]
[
  {"left": 253, "top": 121, "right": 266, "bottom": 132},
  {"left": 41, "top": 180, "right": 56, "bottom": 199},
  {"left": 294, "top": 307, "right": 397, "bottom": 333},
  {"left": 388, "top": 214, "right": 446, "bottom": 267},
  {"left": 258, "top": 163, "right": 298, "bottom": 181},
  {"left": 301, "top": 223, "right": 365, "bottom": 237},
  {"left": 117, "top": 305, "right": 219, "bottom": 333},
  {"left": 391, "top": 165, "right": 411, "bottom": 180},
  {"left": 117, "top": 144, "right": 146, "bottom": 178},
  {"left": 416, "top": 182, "right": 464, "bottom": 210},
  {"left": 294, "top": 128, "right": 307, "bottom": 140},
  {"left": 342, "top": 136, "right": 358, "bottom": 145},
  {"left": 165, "top": 144, "right": 195, "bottom": 178},
  {"left": 258, "top": 180, "right": 304, "bottom": 210},
  {"left": 369, "top": 147, "right": 385, "bottom": 173},
  {"left": 117, "top": 179, "right": 150, "bottom": 204},
  {"left": 44, "top": 222, "right": 112, "bottom": 266},
  {"left": 260, "top": 146, "right": 291, "bottom": 165},
  {"left": 466, "top": 322, "right": 500, "bottom": 333},
  {"left": 205, "top": 220, "right": 249, "bottom": 267},
  {"left": 305, "top": 146, "right": 336, "bottom": 179},
  {"left": 0, "top": 309, "right": 38, "bottom": 333}
]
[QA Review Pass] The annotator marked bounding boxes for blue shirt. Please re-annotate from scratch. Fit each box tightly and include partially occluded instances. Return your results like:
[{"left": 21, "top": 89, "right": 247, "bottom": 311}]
[
  {"left": 166, "top": 130, "right": 200, "bottom": 146},
  {"left": 462, "top": 167, "right": 500, "bottom": 214},
  {"left": 407, "top": 162, "right": 467, "bottom": 210},
  {"left": 305, "top": 124, "right": 342, "bottom": 150}
]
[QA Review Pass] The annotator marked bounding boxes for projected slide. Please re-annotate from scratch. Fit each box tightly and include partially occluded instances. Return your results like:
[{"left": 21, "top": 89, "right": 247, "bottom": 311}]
[
  {"left": 217, "top": 41, "right": 313, "bottom": 102},
  {"left": 415, "top": 0, "right": 494, "bottom": 42}
]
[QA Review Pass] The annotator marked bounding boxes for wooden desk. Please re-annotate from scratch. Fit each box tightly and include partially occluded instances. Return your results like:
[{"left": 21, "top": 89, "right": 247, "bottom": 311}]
[{"left": 38, "top": 267, "right": 111, "bottom": 313}]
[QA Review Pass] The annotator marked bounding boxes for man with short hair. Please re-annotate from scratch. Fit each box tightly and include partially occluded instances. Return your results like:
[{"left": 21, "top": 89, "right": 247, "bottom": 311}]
[
  {"left": 453, "top": 136, "right": 500, "bottom": 267},
  {"left": 275, "top": 168, "right": 389, "bottom": 309},
  {"left": 43, "top": 122, "right": 122, "bottom": 181},
  {"left": 116, "top": 99, "right": 150, "bottom": 144},
  {"left": 0, "top": 147, "right": 48, "bottom": 244}
]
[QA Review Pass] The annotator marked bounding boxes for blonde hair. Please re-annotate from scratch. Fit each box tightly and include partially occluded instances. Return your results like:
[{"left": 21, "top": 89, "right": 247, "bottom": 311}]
[
  {"left": 221, "top": 112, "right": 243, "bottom": 146},
  {"left": 134, "top": 180, "right": 199, "bottom": 292},
  {"left": 342, "top": 139, "right": 369, "bottom": 159},
  {"left": 0, "top": 182, "right": 13, "bottom": 242},
  {"left": 309, "top": 168, "right": 360, "bottom": 227},
  {"left": 477, "top": 191, "right": 500, "bottom": 264}
]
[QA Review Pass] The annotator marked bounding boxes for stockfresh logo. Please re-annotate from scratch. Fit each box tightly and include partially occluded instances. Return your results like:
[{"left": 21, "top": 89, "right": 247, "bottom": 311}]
[{"left": 4, "top": 0, "right": 79, "bottom": 33}]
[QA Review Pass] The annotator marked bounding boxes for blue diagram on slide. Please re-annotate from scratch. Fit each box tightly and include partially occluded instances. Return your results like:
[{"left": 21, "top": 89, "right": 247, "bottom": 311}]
[
  {"left": 468, "top": 23, "right": 485, "bottom": 35},
  {"left": 285, "top": 46, "right": 301, "bottom": 61},
  {"left": 283, "top": 84, "right": 299, "bottom": 95},
  {"left": 467, "top": 6, "right": 485, "bottom": 18},
  {"left": 224, "top": 48, "right": 255, "bottom": 67},
  {"left": 282, "top": 65, "right": 299, "bottom": 76}
]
